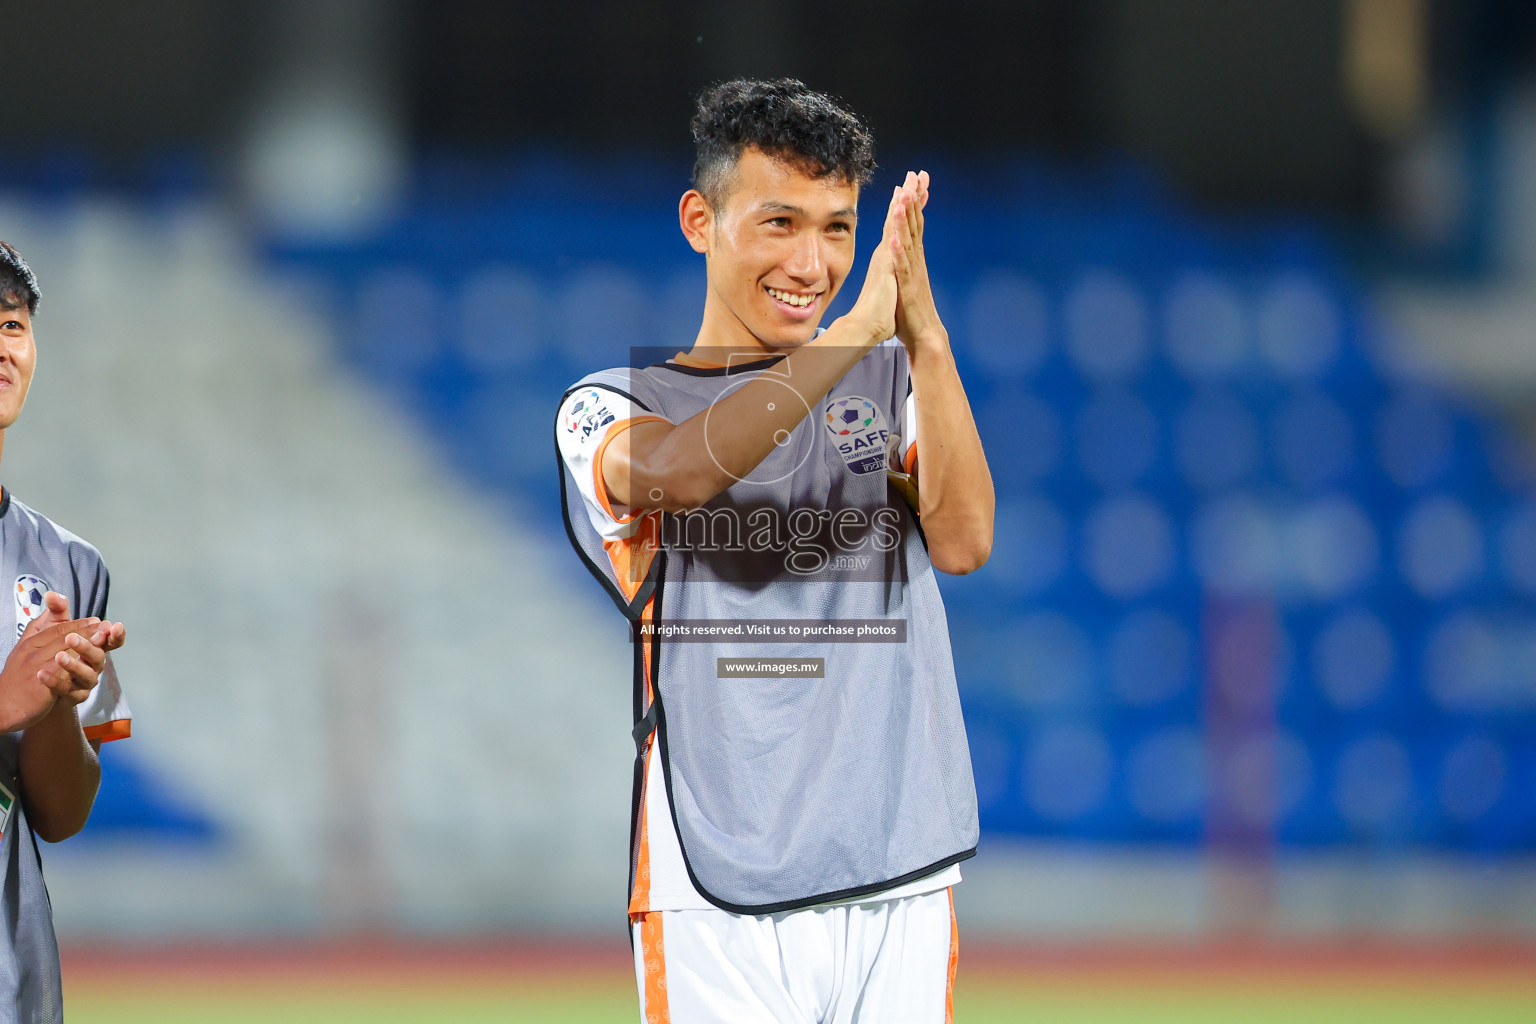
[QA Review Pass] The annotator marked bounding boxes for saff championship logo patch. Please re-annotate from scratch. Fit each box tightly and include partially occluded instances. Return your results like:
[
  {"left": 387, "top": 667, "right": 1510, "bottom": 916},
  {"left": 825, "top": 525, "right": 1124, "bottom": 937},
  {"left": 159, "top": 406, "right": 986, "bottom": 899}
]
[
  {"left": 15, "top": 575, "right": 49, "bottom": 638},
  {"left": 825, "top": 395, "right": 890, "bottom": 476},
  {"left": 563, "top": 388, "right": 617, "bottom": 444}
]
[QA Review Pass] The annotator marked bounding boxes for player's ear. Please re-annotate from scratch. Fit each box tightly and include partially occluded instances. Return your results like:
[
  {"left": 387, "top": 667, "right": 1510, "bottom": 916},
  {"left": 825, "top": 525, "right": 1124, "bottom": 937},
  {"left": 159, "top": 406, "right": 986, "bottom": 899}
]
[{"left": 679, "top": 190, "right": 713, "bottom": 255}]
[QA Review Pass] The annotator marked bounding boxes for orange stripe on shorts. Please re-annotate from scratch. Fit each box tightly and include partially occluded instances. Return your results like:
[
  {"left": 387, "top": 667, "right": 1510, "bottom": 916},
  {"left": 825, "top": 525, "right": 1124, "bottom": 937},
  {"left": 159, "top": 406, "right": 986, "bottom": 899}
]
[
  {"left": 639, "top": 912, "right": 670, "bottom": 1024},
  {"left": 945, "top": 887, "right": 959, "bottom": 1024}
]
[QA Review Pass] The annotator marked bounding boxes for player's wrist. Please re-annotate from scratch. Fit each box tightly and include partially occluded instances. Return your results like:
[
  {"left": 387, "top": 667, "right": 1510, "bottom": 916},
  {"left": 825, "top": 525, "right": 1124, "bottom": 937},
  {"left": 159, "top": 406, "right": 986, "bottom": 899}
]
[
  {"left": 834, "top": 308, "right": 894, "bottom": 348},
  {"left": 901, "top": 324, "right": 951, "bottom": 361},
  {"left": 21, "top": 692, "right": 73, "bottom": 731}
]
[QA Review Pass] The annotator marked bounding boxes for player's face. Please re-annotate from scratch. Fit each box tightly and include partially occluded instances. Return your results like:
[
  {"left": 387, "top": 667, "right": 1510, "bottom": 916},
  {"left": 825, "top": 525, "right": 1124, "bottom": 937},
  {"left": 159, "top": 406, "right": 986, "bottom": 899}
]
[
  {"left": 704, "top": 148, "right": 859, "bottom": 351},
  {"left": 0, "top": 307, "right": 35, "bottom": 431}
]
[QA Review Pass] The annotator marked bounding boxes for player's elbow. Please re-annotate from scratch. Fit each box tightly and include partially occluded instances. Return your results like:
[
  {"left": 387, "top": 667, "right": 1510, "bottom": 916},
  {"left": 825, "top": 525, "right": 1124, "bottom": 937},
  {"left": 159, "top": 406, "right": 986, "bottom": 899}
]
[
  {"left": 932, "top": 550, "right": 989, "bottom": 576},
  {"left": 30, "top": 799, "right": 94, "bottom": 843},
  {"left": 930, "top": 534, "right": 991, "bottom": 575},
  {"left": 24, "top": 766, "right": 101, "bottom": 843},
  {"left": 33, "top": 819, "right": 83, "bottom": 844}
]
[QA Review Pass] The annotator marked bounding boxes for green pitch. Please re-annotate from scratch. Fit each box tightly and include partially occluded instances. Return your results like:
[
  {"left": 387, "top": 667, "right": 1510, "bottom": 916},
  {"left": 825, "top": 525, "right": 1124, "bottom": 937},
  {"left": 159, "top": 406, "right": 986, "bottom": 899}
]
[
  {"left": 64, "top": 969, "right": 1536, "bottom": 1024},
  {"left": 958, "top": 980, "right": 1536, "bottom": 1024},
  {"left": 66, "top": 986, "right": 639, "bottom": 1024}
]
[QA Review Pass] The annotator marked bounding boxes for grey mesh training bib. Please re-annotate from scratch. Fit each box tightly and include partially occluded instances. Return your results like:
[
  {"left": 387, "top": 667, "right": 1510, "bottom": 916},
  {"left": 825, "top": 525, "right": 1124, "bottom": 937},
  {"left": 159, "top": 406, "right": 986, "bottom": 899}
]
[
  {"left": 0, "top": 490, "right": 115, "bottom": 1023},
  {"left": 558, "top": 342, "right": 979, "bottom": 914}
]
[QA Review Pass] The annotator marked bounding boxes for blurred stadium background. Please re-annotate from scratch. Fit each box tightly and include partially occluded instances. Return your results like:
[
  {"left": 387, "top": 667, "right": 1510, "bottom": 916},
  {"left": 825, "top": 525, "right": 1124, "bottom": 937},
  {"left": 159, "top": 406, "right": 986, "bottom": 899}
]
[{"left": 2, "top": 0, "right": 1534, "bottom": 1020}]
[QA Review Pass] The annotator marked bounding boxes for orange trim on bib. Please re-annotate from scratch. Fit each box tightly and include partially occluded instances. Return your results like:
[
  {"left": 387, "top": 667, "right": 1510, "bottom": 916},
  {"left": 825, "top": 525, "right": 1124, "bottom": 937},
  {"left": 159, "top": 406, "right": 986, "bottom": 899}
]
[
  {"left": 903, "top": 441, "right": 919, "bottom": 477},
  {"left": 602, "top": 513, "right": 661, "bottom": 603},
  {"left": 640, "top": 596, "right": 657, "bottom": 708},
  {"left": 83, "top": 719, "right": 131, "bottom": 743},
  {"left": 638, "top": 912, "right": 670, "bottom": 1024},
  {"left": 629, "top": 599, "right": 658, "bottom": 916},
  {"left": 945, "top": 887, "right": 959, "bottom": 1024}
]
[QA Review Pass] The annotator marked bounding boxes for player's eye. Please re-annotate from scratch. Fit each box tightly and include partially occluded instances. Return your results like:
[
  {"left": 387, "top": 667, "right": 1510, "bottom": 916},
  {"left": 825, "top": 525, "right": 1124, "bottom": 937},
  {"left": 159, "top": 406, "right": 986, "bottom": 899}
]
[
  {"left": 1, "top": 321, "right": 20, "bottom": 331},
  {"left": 767, "top": 217, "right": 791, "bottom": 229},
  {"left": 827, "top": 221, "right": 852, "bottom": 235}
]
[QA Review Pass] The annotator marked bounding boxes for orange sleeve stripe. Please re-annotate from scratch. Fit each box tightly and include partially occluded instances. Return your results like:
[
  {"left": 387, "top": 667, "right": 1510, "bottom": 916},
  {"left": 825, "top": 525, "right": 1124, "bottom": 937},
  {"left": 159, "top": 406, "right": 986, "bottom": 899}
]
[
  {"left": 903, "top": 442, "right": 919, "bottom": 477},
  {"left": 84, "top": 719, "right": 131, "bottom": 743},
  {"left": 592, "top": 416, "right": 671, "bottom": 524}
]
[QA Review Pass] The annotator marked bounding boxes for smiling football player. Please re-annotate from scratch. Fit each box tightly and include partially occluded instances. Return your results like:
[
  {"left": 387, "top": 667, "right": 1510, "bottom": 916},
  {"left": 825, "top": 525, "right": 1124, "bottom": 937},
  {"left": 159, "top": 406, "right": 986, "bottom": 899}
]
[{"left": 556, "top": 79, "right": 993, "bottom": 1023}]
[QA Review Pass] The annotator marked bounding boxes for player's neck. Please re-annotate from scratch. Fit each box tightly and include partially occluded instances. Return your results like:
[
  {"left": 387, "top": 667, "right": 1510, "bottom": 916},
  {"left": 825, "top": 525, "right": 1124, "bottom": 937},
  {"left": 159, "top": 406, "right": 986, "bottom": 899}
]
[{"left": 688, "top": 292, "right": 781, "bottom": 361}]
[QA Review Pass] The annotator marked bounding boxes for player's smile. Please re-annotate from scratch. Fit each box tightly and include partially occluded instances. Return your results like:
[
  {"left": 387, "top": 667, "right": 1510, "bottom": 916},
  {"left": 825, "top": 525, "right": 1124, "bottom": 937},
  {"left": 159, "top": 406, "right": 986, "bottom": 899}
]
[{"left": 764, "top": 285, "right": 822, "bottom": 321}]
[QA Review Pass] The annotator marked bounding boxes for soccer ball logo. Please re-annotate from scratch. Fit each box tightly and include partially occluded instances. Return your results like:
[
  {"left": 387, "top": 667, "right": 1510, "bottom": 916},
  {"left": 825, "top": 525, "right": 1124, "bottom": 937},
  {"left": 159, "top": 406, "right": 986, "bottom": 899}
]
[
  {"left": 826, "top": 397, "right": 877, "bottom": 436},
  {"left": 14, "top": 575, "right": 49, "bottom": 638},
  {"left": 563, "top": 389, "right": 615, "bottom": 440},
  {"left": 823, "top": 395, "right": 890, "bottom": 476},
  {"left": 563, "top": 391, "right": 596, "bottom": 433}
]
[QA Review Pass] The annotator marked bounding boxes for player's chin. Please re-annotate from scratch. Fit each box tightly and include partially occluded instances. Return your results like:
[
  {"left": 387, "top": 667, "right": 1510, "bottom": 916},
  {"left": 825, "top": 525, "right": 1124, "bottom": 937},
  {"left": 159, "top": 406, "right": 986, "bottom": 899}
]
[{"left": 755, "top": 318, "right": 822, "bottom": 353}]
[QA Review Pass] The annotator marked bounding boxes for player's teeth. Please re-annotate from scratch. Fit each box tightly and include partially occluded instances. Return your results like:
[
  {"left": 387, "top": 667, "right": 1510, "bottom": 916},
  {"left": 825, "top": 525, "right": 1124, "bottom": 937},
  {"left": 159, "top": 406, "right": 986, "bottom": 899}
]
[{"left": 769, "top": 288, "right": 813, "bottom": 307}]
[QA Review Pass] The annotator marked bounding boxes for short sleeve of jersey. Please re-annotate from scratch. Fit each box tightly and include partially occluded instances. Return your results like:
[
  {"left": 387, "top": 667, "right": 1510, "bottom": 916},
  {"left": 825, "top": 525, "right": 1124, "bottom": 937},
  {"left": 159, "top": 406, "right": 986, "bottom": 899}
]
[
  {"left": 76, "top": 653, "right": 131, "bottom": 741},
  {"left": 75, "top": 558, "right": 131, "bottom": 742},
  {"left": 557, "top": 386, "right": 672, "bottom": 542}
]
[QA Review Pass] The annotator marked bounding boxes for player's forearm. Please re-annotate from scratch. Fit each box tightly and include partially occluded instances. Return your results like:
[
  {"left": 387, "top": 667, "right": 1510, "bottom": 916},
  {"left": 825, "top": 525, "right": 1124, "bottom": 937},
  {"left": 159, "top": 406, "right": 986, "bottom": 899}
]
[
  {"left": 626, "top": 315, "right": 886, "bottom": 510},
  {"left": 18, "top": 701, "right": 100, "bottom": 843},
  {"left": 908, "top": 330, "right": 994, "bottom": 574}
]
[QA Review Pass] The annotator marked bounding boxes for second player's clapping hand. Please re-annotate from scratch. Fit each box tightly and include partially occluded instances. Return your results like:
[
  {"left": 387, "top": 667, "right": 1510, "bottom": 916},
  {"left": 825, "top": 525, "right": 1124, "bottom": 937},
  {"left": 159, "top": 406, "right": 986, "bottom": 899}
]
[
  {"left": 0, "top": 591, "right": 123, "bottom": 731},
  {"left": 29, "top": 591, "right": 123, "bottom": 700},
  {"left": 890, "top": 170, "right": 947, "bottom": 352}
]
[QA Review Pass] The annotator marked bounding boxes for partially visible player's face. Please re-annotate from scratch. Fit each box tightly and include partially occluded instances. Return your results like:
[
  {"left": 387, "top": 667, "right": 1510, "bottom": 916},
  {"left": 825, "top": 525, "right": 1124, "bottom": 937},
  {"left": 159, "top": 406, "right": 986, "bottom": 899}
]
[
  {"left": 0, "top": 307, "right": 35, "bottom": 431},
  {"left": 696, "top": 148, "right": 859, "bottom": 351}
]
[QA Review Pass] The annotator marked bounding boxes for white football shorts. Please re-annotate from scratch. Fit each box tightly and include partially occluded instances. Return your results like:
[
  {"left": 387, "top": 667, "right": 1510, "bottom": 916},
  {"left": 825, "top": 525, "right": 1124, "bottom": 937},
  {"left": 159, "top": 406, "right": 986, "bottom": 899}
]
[{"left": 632, "top": 887, "right": 957, "bottom": 1024}]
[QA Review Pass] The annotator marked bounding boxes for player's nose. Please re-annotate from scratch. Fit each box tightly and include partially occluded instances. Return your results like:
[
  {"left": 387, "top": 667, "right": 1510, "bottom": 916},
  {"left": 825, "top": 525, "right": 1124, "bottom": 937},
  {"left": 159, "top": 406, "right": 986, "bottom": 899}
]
[{"left": 782, "top": 234, "right": 824, "bottom": 284}]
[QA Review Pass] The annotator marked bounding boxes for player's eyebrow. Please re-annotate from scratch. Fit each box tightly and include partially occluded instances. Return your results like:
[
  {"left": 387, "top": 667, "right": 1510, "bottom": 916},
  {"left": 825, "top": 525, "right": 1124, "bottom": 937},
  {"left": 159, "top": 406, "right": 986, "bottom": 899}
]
[{"left": 757, "top": 201, "right": 858, "bottom": 221}]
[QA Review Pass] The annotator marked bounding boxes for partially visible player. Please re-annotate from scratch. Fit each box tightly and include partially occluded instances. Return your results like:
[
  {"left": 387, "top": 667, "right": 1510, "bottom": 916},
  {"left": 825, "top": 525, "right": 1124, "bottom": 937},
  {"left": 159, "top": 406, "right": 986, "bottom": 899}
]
[
  {"left": 0, "top": 240, "right": 132, "bottom": 1022},
  {"left": 558, "top": 80, "right": 992, "bottom": 1022}
]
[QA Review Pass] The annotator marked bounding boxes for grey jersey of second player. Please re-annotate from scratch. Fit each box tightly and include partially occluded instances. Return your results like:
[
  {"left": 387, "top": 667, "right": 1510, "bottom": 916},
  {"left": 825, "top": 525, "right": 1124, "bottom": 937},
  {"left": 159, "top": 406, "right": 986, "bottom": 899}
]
[
  {"left": 0, "top": 490, "right": 115, "bottom": 1023},
  {"left": 559, "top": 342, "right": 979, "bottom": 914}
]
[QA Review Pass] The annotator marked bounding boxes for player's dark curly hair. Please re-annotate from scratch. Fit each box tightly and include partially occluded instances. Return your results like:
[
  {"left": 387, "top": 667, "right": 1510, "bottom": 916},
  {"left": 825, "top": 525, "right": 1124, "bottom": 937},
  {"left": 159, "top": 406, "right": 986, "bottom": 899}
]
[
  {"left": 0, "top": 241, "right": 39, "bottom": 314},
  {"left": 691, "top": 79, "right": 876, "bottom": 208}
]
